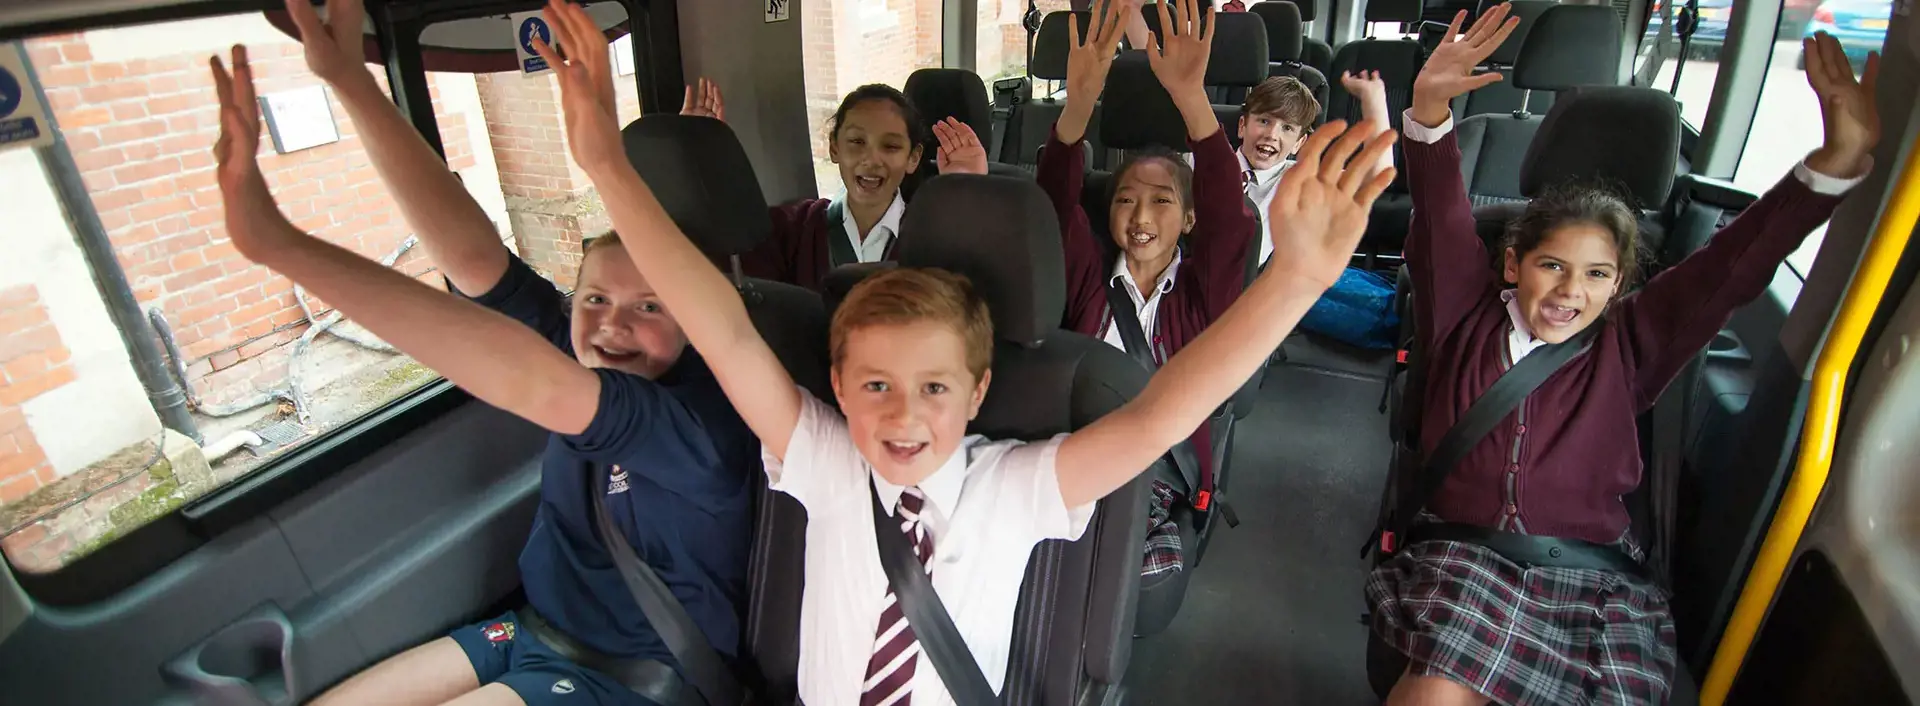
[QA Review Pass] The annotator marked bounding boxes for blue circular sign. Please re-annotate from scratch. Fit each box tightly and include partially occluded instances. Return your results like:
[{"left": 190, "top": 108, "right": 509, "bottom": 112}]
[
  {"left": 519, "top": 17, "right": 552, "bottom": 55},
  {"left": 0, "top": 66, "right": 21, "bottom": 119}
]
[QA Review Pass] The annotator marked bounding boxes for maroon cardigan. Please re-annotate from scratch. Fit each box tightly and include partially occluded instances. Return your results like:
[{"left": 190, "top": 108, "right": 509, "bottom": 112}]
[
  {"left": 1037, "top": 126, "right": 1258, "bottom": 484},
  {"left": 734, "top": 198, "right": 851, "bottom": 292},
  {"left": 1405, "top": 129, "right": 1844, "bottom": 544}
]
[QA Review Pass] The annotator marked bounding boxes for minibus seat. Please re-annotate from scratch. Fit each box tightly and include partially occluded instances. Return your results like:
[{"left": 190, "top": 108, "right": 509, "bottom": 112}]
[
  {"left": 1250, "top": 1, "right": 1330, "bottom": 121},
  {"left": 1447, "top": 0, "right": 1558, "bottom": 120},
  {"left": 820, "top": 174, "right": 1156, "bottom": 703},
  {"left": 904, "top": 67, "right": 1032, "bottom": 184},
  {"left": 1000, "top": 11, "right": 1105, "bottom": 173},
  {"left": 620, "top": 115, "right": 831, "bottom": 700},
  {"left": 1328, "top": 0, "right": 1425, "bottom": 256},
  {"left": 1454, "top": 3, "right": 1623, "bottom": 208},
  {"left": 1142, "top": 5, "right": 1271, "bottom": 117},
  {"left": 1275, "top": 0, "right": 1333, "bottom": 77}
]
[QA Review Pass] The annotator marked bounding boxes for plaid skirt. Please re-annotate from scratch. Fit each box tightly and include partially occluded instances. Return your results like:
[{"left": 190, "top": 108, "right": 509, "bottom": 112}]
[
  {"left": 1141, "top": 479, "right": 1184, "bottom": 577},
  {"left": 1365, "top": 537, "right": 1677, "bottom": 706}
]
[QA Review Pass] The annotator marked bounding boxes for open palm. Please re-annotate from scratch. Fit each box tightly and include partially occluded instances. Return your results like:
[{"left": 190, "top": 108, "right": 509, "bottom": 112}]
[
  {"left": 285, "top": 0, "right": 368, "bottom": 83},
  {"left": 1804, "top": 31, "right": 1880, "bottom": 160},
  {"left": 1067, "top": 0, "right": 1128, "bottom": 99},
  {"left": 1146, "top": 0, "right": 1213, "bottom": 95},
  {"left": 1412, "top": 4, "right": 1521, "bottom": 106},
  {"left": 1267, "top": 120, "right": 1398, "bottom": 290},
  {"left": 531, "top": 1, "right": 624, "bottom": 173}
]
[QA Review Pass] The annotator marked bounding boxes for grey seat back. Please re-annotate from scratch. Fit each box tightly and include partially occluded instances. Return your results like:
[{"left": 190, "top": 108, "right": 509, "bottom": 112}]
[
  {"left": 620, "top": 115, "right": 832, "bottom": 701},
  {"left": 1326, "top": 0, "right": 1425, "bottom": 193},
  {"left": 1446, "top": 0, "right": 1559, "bottom": 120},
  {"left": 816, "top": 175, "right": 1156, "bottom": 704},
  {"left": 1456, "top": 3, "right": 1624, "bottom": 207},
  {"left": 1273, "top": 0, "right": 1333, "bottom": 76},
  {"left": 1140, "top": 5, "right": 1271, "bottom": 113},
  {"left": 1250, "top": 0, "right": 1330, "bottom": 121},
  {"left": 905, "top": 67, "right": 1031, "bottom": 184}
]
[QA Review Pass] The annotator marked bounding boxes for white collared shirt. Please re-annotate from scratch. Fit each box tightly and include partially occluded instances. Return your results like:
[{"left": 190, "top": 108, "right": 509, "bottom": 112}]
[
  {"left": 765, "top": 387, "right": 1097, "bottom": 706},
  {"left": 1237, "top": 149, "right": 1294, "bottom": 266},
  {"left": 833, "top": 190, "right": 908, "bottom": 263},
  {"left": 1499, "top": 288, "right": 1548, "bottom": 364},
  {"left": 1101, "top": 250, "right": 1183, "bottom": 357}
]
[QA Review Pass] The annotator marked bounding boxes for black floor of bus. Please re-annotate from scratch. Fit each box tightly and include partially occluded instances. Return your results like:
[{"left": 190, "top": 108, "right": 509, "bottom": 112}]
[{"left": 1123, "top": 334, "right": 1395, "bottom": 705}]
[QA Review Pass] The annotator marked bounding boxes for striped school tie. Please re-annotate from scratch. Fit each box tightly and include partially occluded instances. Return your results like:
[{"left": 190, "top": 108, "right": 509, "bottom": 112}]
[
  {"left": 1243, "top": 168, "right": 1256, "bottom": 195},
  {"left": 861, "top": 487, "right": 935, "bottom": 706}
]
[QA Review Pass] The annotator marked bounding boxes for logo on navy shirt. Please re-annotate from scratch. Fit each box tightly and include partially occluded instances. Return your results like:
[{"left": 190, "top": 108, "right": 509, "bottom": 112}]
[
  {"left": 607, "top": 466, "right": 630, "bottom": 495},
  {"left": 482, "top": 621, "right": 515, "bottom": 644},
  {"left": 551, "top": 678, "right": 576, "bottom": 694}
]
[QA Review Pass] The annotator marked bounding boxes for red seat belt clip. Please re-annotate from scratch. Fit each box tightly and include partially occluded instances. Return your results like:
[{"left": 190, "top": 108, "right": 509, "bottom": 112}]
[
  {"left": 1193, "top": 490, "right": 1212, "bottom": 512},
  {"left": 1396, "top": 349, "right": 1409, "bottom": 364},
  {"left": 1380, "top": 530, "right": 1397, "bottom": 553}
]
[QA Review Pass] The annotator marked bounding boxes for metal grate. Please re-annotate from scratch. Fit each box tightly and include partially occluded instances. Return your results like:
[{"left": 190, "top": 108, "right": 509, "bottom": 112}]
[{"left": 254, "top": 420, "right": 308, "bottom": 447}]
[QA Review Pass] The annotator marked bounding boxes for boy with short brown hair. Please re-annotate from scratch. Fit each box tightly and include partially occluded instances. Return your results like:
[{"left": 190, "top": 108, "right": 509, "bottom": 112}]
[
  {"left": 532, "top": 3, "right": 1396, "bottom": 703},
  {"left": 1240, "top": 72, "right": 1395, "bottom": 266}
]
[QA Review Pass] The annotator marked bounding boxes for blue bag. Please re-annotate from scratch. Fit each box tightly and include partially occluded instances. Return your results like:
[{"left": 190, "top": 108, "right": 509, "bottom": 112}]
[{"left": 1299, "top": 267, "right": 1400, "bottom": 350}]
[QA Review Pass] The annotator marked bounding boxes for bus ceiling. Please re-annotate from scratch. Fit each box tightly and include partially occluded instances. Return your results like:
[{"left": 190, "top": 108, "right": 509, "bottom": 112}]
[{"left": 0, "top": 0, "right": 636, "bottom": 74}]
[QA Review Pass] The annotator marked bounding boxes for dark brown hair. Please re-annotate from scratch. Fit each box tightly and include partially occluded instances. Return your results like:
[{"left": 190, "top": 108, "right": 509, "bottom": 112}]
[
  {"left": 1109, "top": 147, "right": 1196, "bottom": 216},
  {"left": 1505, "top": 180, "right": 1645, "bottom": 288},
  {"left": 830, "top": 84, "right": 931, "bottom": 153},
  {"left": 1242, "top": 76, "right": 1320, "bottom": 129}
]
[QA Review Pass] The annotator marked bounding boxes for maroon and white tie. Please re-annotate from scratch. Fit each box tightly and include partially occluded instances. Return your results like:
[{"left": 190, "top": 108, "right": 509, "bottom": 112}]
[{"left": 861, "top": 487, "right": 934, "bottom": 706}]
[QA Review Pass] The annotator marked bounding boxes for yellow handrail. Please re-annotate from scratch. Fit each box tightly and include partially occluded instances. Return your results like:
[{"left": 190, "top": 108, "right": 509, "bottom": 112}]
[{"left": 1699, "top": 143, "right": 1920, "bottom": 705}]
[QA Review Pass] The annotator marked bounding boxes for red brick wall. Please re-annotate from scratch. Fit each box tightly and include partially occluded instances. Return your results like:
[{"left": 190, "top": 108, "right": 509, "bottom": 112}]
[
  {"left": 0, "top": 286, "right": 73, "bottom": 504},
  {"left": 22, "top": 34, "right": 480, "bottom": 409}
]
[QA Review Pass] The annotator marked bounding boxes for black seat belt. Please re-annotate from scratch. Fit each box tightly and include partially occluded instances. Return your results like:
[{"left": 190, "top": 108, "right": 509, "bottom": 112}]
[
  {"left": 868, "top": 477, "right": 998, "bottom": 706},
  {"left": 591, "top": 475, "right": 746, "bottom": 706},
  {"left": 1365, "top": 320, "right": 1601, "bottom": 558},
  {"left": 1103, "top": 281, "right": 1207, "bottom": 508},
  {"left": 1646, "top": 362, "right": 1688, "bottom": 589}
]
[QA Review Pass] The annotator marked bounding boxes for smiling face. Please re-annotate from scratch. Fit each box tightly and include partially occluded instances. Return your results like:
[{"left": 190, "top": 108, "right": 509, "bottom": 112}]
[
  {"left": 1503, "top": 223, "right": 1623, "bottom": 343},
  {"left": 1109, "top": 156, "right": 1195, "bottom": 269},
  {"left": 568, "top": 243, "right": 687, "bottom": 379},
  {"left": 833, "top": 320, "right": 990, "bottom": 486},
  {"left": 829, "top": 98, "right": 924, "bottom": 213},
  {"left": 1238, "top": 112, "right": 1307, "bottom": 170}
]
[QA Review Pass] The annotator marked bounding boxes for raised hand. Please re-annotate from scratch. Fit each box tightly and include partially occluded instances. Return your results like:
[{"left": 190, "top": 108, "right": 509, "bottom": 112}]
[
  {"left": 1265, "top": 120, "right": 1398, "bottom": 290},
  {"left": 1146, "top": 0, "right": 1214, "bottom": 102},
  {"left": 1340, "top": 70, "right": 1387, "bottom": 105},
  {"left": 680, "top": 77, "right": 726, "bottom": 122},
  {"left": 1060, "top": 0, "right": 1129, "bottom": 144},
  {"left": 531, "top": 0, "right": 624, "bottom": 174},
  {"left": 210, "top": 45, "right": 295, "bottom": 258},
  {"left": 1411, "top": 4, "right": 1520, "bottom": 127},
  {"left": 933, "top": 117, "right": 988, "bottom": 175},
  {"left": 285, "top": 0, "right": 369, "bottom": 85},
  {"left": 1803, "top": 31, "right": 1880, "bottom": 178}
]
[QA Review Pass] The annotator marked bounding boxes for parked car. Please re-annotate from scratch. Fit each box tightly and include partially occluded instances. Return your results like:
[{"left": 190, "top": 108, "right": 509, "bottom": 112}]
[{"left": 1801, "top": 0, "right": 1890, "bottom": 70}]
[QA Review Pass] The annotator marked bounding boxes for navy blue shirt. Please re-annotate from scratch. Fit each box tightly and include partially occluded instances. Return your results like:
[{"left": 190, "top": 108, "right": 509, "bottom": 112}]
[{"left": 466, "top": 254, "right": 755, "bottom": 663}]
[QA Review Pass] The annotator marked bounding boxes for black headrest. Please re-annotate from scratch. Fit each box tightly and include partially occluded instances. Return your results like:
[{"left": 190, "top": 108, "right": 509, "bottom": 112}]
[
  {"left": 904, "top": 68, "right": 993, "bottom": 145},
  {"left": 1521, "top": 86, "right": 1679, "bottom": 207},
  {"left": 1140, "top": 7, "right": 1270, "bottom": 86},
  {"left": 621, "top": 115, "right": 772, "bottom": 259},
  {"left": 820, "top": 262, "right": 898, "bottom": 322},
  {"left": 1280, "top": 0, "right": 1317, "bottom": 22},
  {"left": 1249, "top": 2, "right": 1304, "bottom": 61},
  {"left": 1485, "top": 0, "right": 1557, "bottom": 65},
  {"left": 1098, "top": 51, "right": 1190, "bottom": 151},
  {"left": 894, "top": 175, "right": 1065, "bottom": 346},
  {"left": 1513, "top": 5, "right": 1622, "bottom": 90},
  {"left": 1365, "top": 0, "right": 1423, "bottom": 23},
  {"left": 1031, "top": 11, "right": 1087, "bottom": 81}
]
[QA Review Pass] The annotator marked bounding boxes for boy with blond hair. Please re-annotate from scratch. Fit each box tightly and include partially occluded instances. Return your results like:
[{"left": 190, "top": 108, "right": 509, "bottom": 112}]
[{"left": 532, "top": 2, "right": 1396, "bottom": 704}]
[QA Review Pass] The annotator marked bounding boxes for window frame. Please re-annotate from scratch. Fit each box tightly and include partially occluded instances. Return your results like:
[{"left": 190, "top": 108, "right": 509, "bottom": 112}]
[{"left": 2, "top": 0, "right": 677, "bottom": 601}]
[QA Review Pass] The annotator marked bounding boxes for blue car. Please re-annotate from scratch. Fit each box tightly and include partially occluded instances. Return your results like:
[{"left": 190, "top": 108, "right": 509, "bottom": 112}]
[{"left": 1802, "top": 0, "right": 1890, "bottom": 69}]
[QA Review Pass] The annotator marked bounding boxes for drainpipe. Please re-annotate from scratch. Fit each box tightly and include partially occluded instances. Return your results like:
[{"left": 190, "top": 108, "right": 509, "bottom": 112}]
[{"left": 12, "top": 44, "right": 200, "bottom": 444}]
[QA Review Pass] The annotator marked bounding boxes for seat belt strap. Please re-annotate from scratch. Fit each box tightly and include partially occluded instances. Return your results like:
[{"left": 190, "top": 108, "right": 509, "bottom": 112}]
[
  {"left": 1104, "top": 281, "right": 1207, "bottom": 506},
  {"left": 825, "top": 201, "right": 860, "bottom": 268},
  {"left": 868, "top": 477, "right": 998, "bottom": 706},
  {"left": 1366, "top": 320, "right": 1602, "bottom": 557},
  {"left": 591, "top": 473, "right": 745, "bottom": 706},
  {"left": 1647, "top": 356, "right": 1690, "bottom": 589}
]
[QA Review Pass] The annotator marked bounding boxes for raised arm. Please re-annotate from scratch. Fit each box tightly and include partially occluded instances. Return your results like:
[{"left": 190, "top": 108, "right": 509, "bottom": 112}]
[
  {"left": 1345, "top": 71, "right": 1397, "bottom": 177},
  {"left": 212, "top": 45, "right": 598, "bottom": 436},
  {"left": 1147, "top": 0, "right": 1221, "bottom": 143},
  {"left": 1187, "top": 129, "right": 1257, "bottom": 315},
  {"left": 1057, "top": 0, "right": 1126, "bottom": 146},
  {"left": 1403, "top": 6, "right": 1522, "bottom": 342},
  {"left": 932, "top": 118, "right": 989, "bottom": 176},
  {"left": 1040, "top": 1, "right": 1128, "bottom": 296},
  {"left": 534, "top": 1, "right": 804, "bottom": 459},
  {"left": 1618, "top": 33, "right": 1878, "bottom": 407},
  {"left": 287, "top": 0, "right": 509, "bottom": 296},
  {"left": 1056, "top": 122, "right": 1398, "bottom": 508}
]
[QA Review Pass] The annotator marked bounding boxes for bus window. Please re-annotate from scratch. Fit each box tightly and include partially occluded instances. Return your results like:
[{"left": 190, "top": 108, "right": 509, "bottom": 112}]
[
  {"left": 801, "top": 0, "right": 946, "bottom": 195},
  {"left": 1736, "top": 0, "right": 1890, "bottom": 274},
  {"left": 979, "top": 0, "right": 1070, "bottom": 86},
  {"left": 1637, "top": 0, "right": 1732, "bottom": 127},
  {"left": 0, "top": 14, "right": 490, "bottom": 573}
]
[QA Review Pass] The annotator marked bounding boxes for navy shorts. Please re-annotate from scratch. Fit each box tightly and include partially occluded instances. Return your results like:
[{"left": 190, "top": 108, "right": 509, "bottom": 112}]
[{"left": 450, "top": 610, "right": 661, "bottom": 706}]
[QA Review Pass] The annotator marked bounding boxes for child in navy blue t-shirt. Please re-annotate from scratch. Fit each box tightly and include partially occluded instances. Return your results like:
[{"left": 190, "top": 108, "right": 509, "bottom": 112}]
[{"left": 209, "top": 3, "right": 755, "bottom": 705}]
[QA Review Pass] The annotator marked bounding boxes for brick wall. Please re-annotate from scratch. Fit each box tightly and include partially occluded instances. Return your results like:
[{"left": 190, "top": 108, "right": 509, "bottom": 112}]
[
  {"left": 22, "top": 34, "right": 480, "bottom": 410},
  {"left": 0, "top": 286, "right": 71, "bottom": 504}
]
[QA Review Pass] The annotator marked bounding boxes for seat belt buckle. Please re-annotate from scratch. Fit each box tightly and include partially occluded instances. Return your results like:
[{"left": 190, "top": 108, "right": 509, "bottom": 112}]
[
  {"left": 1193, "top": 489, "right": 1212, "bottom": 512},
  {"left": 1396, "top": 349, "right": 1409, "bottom": 365},
  {"left": 1379, "top": 530, "right": 1397, "bottom": 554}
]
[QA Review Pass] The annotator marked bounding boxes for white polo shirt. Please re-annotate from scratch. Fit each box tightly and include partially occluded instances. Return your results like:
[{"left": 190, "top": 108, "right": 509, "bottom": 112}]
[
  {"left": 833, "top": 190, "right": 908, "bottom": 263},
  {"left": 765, "top": 387, "right": 1097, "bottom": 706}
]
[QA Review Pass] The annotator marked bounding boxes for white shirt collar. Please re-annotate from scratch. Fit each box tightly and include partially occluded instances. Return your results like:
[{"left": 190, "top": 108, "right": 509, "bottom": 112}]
[
  {"left": 1108, "top": 249, "right": 1182, "bottom": 297},
  {"left": 1236, "top": 149, "right": 1287, "bottom": 191},
  {"left": 870, "top": 436, "right": 975, "bottom": 518},
  {"left": 1500, "top": 289, "right": 1548, "bottom": 363},
  {"left": 833, "top": 189, "right": 908, "bottom": 262}
]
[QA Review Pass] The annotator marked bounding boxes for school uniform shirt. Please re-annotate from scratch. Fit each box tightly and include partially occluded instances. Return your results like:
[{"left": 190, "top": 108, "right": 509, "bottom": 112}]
[
  {"left": 463, "top": 254, "right": 757, "bottom": 664},
  {"left": 1237, "top": 149, "right": 1294, "bottom": 267},
  {"left": 1401, "top": 109, "right": 1864, "bottom": 543},
  {"left": 1037, "top": 124, "right": 1258, "bottom": 486},
  {"left": 1100, "top": 249, "right": 1182, "bottom": 353},
  {"left": 764, "top": 387, "right": 1097, "bottom": 706},
  {"left": 737, "top": 191, "right": 906, "bottom": 291}
]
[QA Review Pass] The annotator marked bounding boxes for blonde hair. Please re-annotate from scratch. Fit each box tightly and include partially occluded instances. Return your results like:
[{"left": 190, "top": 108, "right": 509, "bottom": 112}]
[
  {"left": 831, "top": 267, "right": 994, "bottom": 380},
  {"left": 576, "top": 231, "right": 624, "bottom": 283}
]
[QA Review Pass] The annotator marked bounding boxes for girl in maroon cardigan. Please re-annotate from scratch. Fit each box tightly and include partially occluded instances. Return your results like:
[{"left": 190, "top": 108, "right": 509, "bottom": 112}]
[
  {"left": 1038, "top": 0, "right": 1260, "bottom": 577},
  {"left": 684, "top": 81, "right": 989, "bottom": 291},
  {"left": 1370, "top": 7, "right": 1880, "bottom": 705}
]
